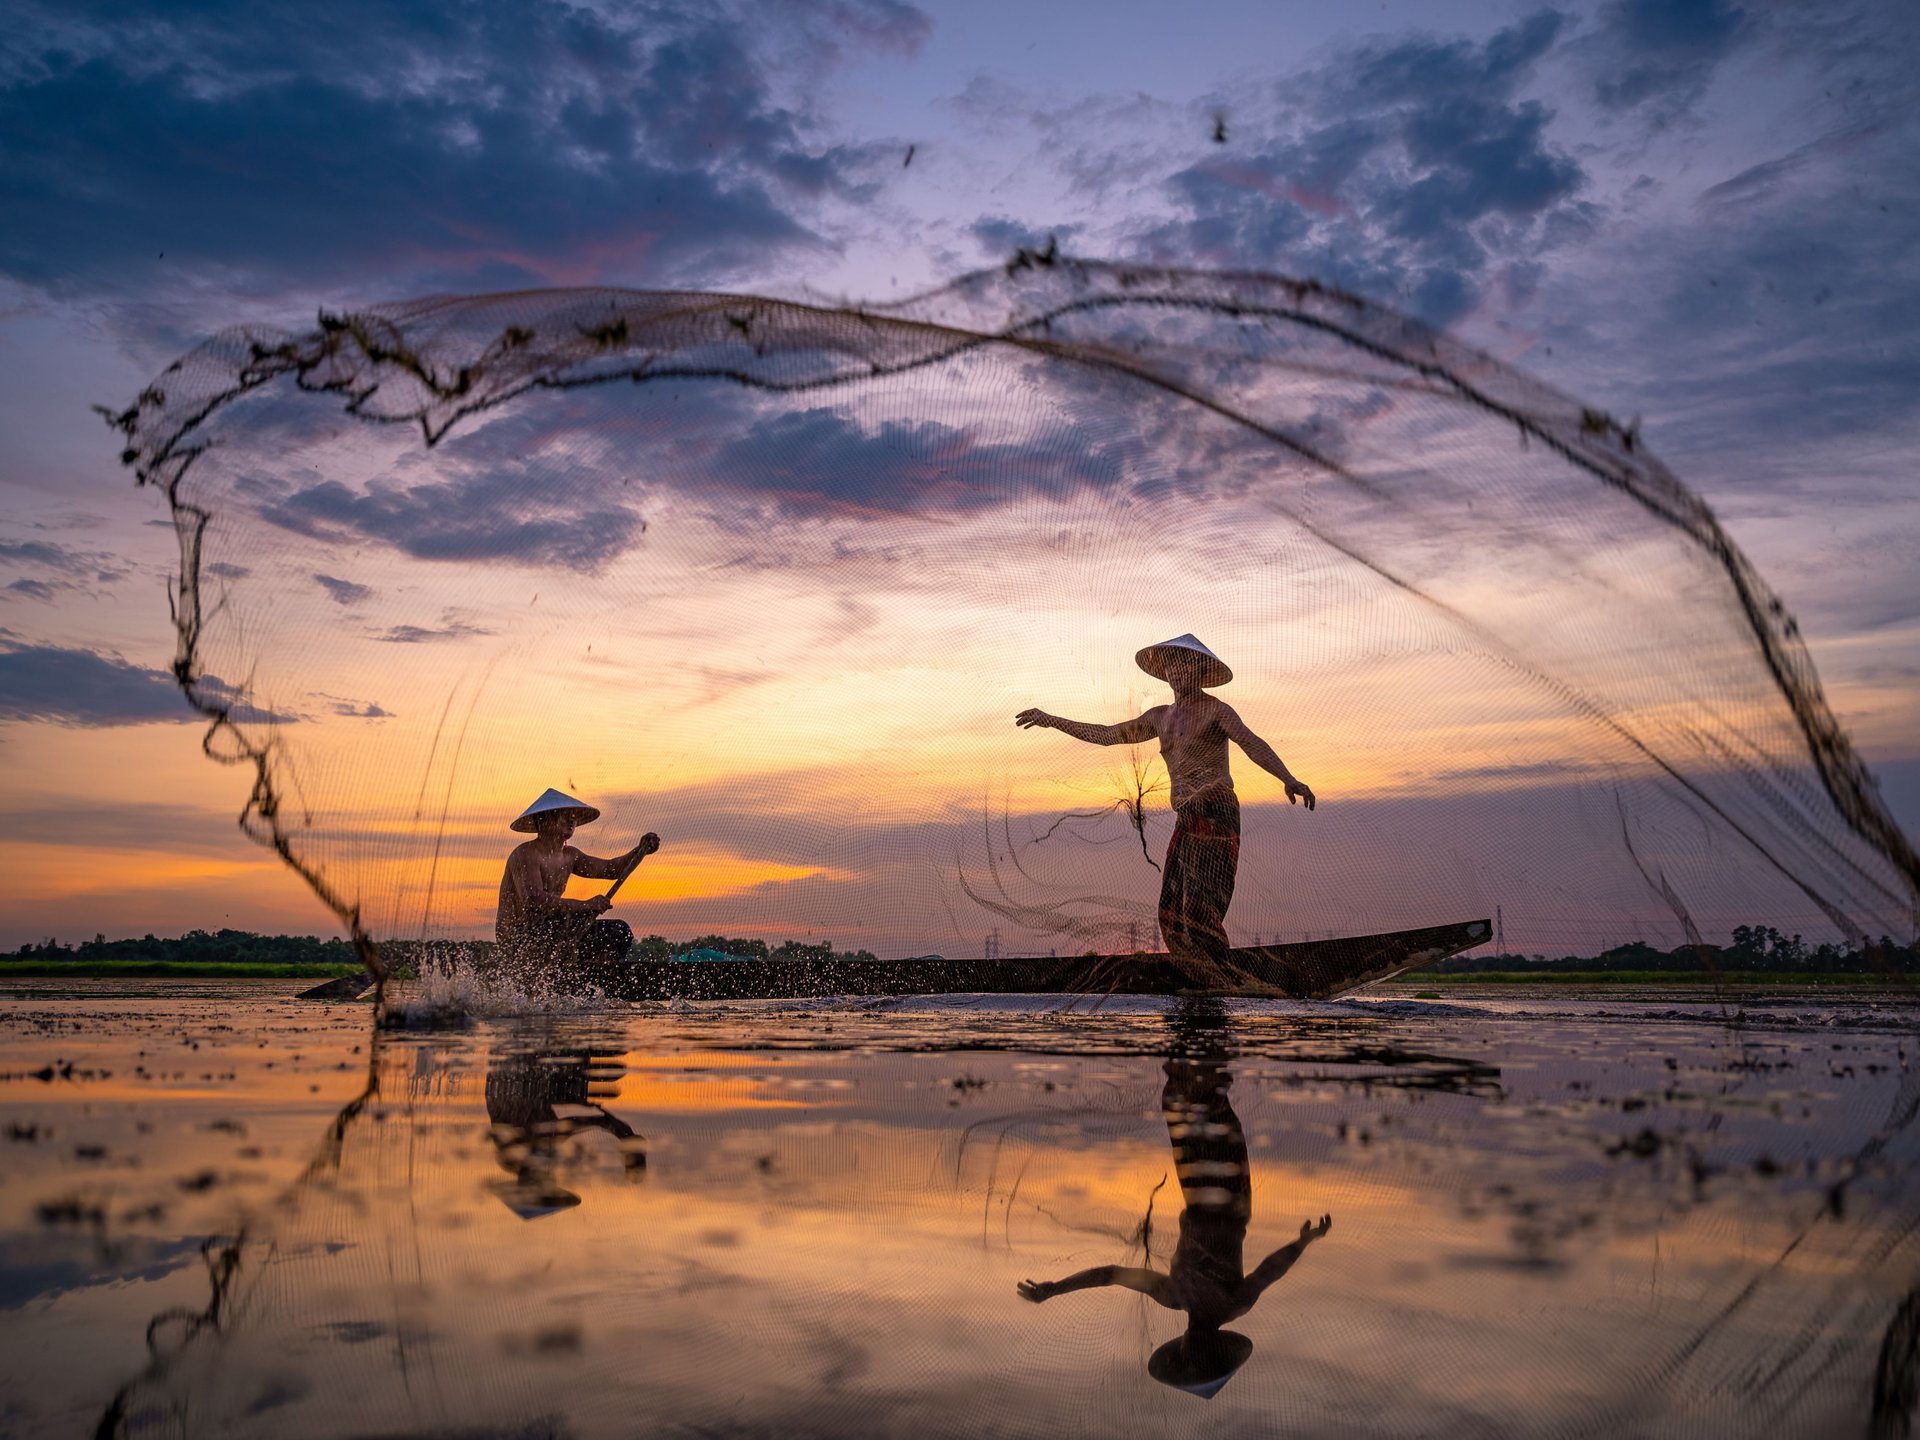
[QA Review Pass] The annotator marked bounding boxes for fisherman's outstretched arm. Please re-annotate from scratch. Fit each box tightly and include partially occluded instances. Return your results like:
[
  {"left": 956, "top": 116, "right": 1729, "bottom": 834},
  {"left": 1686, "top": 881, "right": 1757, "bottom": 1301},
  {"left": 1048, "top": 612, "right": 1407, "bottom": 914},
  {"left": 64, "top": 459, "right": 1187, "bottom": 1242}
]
[
  {"left": 567, "top": 1106, "right": 639, "bottom": 1143},
  {"left": 570, "top": 833, "right": 661, "bottom": 880},
  {"left": 1243, "top": 1214, "right": 1332, "bottom": 1302},
  {"left": 1015, "top": 708, "right": 1160, "bottom": 745},
  {"left": 1219, "top": 706, "right": 1316, "bottom": 809},
  {"left": 1018, "top": 1265, "right": 1173, "bottom": 1305},
  {"left": 556, "top": 1107, "right": 647, "bottom": 1171}
]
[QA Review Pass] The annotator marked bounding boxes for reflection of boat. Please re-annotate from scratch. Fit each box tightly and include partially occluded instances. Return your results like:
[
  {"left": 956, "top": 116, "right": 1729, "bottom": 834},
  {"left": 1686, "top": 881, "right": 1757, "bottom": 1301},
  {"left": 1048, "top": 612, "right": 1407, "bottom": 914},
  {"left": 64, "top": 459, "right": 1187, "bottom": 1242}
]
[
  {"left": 602, "top": 918, "right": 1490, "bottom": 1001},
  {"left": 485, "top": 1046, "right": 646, "bottom": 1217}
]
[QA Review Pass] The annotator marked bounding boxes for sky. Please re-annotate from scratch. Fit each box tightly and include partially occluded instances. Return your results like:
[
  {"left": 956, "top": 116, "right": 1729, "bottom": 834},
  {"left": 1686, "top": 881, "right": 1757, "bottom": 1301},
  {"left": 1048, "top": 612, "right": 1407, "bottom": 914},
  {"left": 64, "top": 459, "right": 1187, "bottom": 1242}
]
[{"left": 0, "top": 0, "right": 1915, "bottom": 952}]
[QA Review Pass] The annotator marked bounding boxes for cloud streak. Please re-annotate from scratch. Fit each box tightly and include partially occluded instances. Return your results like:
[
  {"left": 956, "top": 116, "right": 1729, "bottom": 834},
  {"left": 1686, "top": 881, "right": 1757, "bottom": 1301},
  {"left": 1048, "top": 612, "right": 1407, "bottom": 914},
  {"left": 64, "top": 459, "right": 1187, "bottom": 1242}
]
[
  {"left": 260, "top": 468, "right": 645, "bottom": 573},
  {"left": 702, "top": 407, "right": 1133, "bottom": 522},
  {"left": 0, "top": 538, "right": 133, "bottom": 600},
  {"left": 314, "top": 573, "right": 374, "bottom": 606},
  {"left": 0, "top": 642, "right": 291, "bottom": 726},
  {"left": 374, "top": 614, "right": 495, "bottom": 645}
]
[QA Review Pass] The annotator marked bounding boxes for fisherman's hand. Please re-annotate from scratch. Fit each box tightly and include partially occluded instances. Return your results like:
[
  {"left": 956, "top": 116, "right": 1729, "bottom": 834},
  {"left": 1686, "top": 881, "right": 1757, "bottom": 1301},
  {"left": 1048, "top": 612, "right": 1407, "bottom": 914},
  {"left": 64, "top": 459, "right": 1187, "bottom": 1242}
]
[
  {"left": 1014, "top": 708, "right": 1054, "bottom": 730},
  {"left": 588, "top": 895, "right": 612, "bottom": 916},
  {"left": 1017, "top": 1279, "right": 1056, "bottom": 1302},
  {"left": 1286, "top": 778, "right": 1316, "bottom": 811},
  {"left": 639, "top": 832, "right": 661, "bottom": 856},
  {"left": 1301, "top": 1213, "right": 1332, "bottom": 1241}
]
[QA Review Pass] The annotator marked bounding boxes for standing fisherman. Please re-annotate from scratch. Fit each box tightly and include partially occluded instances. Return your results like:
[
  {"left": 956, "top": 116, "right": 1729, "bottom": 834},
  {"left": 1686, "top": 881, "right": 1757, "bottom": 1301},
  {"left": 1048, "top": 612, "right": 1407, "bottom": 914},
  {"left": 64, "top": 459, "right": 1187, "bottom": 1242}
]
[
  {"left": 494, "top": 789, "right": 659, "bottom": 981},
  {"left": 1016, "top": 635, "right": 1313, "bottom": 970}
]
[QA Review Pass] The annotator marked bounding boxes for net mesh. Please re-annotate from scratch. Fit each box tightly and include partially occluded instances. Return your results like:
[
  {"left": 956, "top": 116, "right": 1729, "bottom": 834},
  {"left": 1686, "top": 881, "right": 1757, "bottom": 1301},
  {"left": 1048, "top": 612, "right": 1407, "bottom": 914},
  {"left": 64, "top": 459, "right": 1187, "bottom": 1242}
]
[{"left": 107, "top": 257, "right": 1918, "bottom": 979}]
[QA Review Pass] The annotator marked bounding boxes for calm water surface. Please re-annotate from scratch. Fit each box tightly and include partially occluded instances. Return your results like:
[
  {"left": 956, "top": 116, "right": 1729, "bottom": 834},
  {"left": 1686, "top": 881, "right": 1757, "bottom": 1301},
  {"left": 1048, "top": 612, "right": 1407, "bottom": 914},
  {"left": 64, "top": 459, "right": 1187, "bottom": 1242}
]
[{"left": 0, "top": 982, "right": 1914, "bottom": 1438}]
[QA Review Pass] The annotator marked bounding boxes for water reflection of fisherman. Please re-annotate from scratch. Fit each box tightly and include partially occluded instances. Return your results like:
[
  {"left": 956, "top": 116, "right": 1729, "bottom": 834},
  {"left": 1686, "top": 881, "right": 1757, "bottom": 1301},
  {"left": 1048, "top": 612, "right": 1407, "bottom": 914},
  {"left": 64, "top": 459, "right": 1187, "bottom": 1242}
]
[
  {"left": 494, "top": 788, "right": 659, "bottom": 982},
  {"left": 1018, "top": 1007, "right": 1331, "bottom": 1398},
  {"left": 485, "top": 1046, "right": 646, "bottom": 1218}
]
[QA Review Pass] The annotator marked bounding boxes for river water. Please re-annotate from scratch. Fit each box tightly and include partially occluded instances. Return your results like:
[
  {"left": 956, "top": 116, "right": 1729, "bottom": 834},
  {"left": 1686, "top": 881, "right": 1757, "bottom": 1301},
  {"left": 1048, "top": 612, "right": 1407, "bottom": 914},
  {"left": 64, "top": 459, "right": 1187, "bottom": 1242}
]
[{"left": 1, "top": 982, "right": 1914, "bottom": 1438}]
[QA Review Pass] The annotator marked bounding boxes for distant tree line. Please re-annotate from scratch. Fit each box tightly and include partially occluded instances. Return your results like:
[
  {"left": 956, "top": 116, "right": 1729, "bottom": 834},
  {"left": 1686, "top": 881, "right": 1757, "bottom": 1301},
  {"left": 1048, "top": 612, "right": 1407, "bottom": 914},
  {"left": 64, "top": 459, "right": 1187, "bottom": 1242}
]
[
  {"left": 11, "top": 923, "right": 1911, "bottom": 974},
  {"left": 1430, "top": 925, "right": 1919, "bottom": 976},
  {"left": 10, "top": 929, "right": 880, "bottom": 968},
  {"left": 11, "top": 929, "right": 363, "bottom": 967}
]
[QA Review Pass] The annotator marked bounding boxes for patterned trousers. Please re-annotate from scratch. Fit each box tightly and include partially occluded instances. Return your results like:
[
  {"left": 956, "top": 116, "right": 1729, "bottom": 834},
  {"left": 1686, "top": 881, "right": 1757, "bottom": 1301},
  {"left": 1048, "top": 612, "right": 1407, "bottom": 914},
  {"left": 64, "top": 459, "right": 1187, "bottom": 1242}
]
[{"left": 1158, "top": 786, "right": 1241, "bottom": 966}]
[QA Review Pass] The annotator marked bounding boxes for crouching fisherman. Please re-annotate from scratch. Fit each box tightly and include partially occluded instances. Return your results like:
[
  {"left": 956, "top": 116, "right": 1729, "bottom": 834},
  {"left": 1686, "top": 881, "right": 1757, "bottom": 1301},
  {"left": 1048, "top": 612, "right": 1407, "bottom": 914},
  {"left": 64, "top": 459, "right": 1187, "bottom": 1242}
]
[{"left": 494, "top": 788, "right": 659, "bottom": 982}]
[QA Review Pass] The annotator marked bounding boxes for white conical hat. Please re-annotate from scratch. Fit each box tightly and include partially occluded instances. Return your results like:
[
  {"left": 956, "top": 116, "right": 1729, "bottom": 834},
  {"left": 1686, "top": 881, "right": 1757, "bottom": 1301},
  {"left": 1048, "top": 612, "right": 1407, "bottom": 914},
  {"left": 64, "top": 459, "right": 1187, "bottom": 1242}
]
[
  {"left": 510, "top": 787, "right": 600, "bottom": 833},
  {"left": 488, "top": 1178, "right": 583, "bottom": 1219},
  {"left": 1135, "top": 634, "right": 1233, "bottom": 687},
  {"left": 1148, "top": 1330, "right": 1253, "bottom": 1397}
]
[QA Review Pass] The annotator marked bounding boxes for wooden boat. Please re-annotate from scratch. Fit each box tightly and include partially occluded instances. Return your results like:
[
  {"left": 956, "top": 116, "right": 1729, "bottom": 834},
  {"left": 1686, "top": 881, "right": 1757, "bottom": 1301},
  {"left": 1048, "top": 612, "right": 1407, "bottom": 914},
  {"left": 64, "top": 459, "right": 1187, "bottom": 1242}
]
[
  {"left": 600, "top": 918, "right": 1491, "bottom": 1001},
  {"left": 301, "top": 919, "right": 1490, "bottom": 1002}
]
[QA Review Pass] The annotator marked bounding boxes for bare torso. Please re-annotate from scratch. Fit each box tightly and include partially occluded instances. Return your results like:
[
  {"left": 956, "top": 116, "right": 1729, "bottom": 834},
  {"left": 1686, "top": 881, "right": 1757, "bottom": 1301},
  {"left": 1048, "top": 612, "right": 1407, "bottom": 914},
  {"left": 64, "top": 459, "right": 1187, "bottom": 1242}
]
[
  {"left": 496, "top": 840, "right": 584, "bottom": 939},
  {"left": 1148, "top": 695, "right": 1235, "bottom": 809}
]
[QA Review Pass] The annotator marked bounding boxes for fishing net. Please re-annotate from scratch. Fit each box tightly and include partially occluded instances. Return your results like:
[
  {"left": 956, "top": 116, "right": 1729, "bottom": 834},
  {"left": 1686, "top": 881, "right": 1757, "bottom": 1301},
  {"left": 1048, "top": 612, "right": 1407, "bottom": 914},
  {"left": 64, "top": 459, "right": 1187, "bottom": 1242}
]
[{"left": 109, "top": 258, "right": 1918, "bottom": 981}]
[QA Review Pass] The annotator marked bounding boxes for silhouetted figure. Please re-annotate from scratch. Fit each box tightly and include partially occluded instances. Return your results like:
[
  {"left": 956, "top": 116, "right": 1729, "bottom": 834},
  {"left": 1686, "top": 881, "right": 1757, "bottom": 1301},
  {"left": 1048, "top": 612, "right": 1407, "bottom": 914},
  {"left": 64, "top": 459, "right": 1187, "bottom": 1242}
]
[
  {"left": 494, "top": 788, "right": 659, "bottom": 983},
  {"left": 1017, "top": 635, "right": 1313, "bottom": 971},
  {"left": 485, "top": 1045, "right": 646, "bottom": 1218},
  {"left": 1018, "top": 1003, "right": 1330, "bottom": 1398}
]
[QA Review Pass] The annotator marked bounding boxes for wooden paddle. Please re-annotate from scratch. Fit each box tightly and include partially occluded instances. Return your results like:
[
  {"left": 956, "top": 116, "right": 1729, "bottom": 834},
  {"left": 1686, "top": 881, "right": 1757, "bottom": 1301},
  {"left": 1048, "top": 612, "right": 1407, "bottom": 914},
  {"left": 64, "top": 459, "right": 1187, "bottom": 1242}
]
[{"left": 598, "top": 834, "right": 658, "bottom": 906}]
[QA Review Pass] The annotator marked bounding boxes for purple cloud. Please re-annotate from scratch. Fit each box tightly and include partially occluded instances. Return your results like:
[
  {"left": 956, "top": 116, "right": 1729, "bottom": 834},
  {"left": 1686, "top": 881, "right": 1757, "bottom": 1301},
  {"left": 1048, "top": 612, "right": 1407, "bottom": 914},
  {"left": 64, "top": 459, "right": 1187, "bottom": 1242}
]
[
  {"left": 314, "top": 573, "right": 374, "bottom": 606},
  {"left": 1133, "top": 12, "right": 1586, "bottom": 325},
  {"left": 0, "top": 641, "right": 293, "bottom": 726},
  {"left": 0, "top": 0, "right": 926, "bottom": 296}
]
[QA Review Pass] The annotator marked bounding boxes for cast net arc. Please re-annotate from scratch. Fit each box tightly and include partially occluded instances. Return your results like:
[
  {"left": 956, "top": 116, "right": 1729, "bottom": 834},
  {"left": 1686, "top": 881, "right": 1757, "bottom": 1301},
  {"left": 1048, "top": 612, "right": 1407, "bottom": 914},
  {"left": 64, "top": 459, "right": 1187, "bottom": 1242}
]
[{"left": 107, "top": 258, "right": 1918, "bottom": 982}]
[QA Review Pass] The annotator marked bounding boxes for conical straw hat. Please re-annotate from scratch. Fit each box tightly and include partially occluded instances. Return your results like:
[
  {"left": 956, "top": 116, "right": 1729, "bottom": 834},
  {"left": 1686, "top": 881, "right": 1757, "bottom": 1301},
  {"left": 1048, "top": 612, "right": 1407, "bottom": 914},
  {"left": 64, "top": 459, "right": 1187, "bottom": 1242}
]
[
  {"left": 1135, "top": 634, "right": 1233, "bottom": 687},
  {"left": 488, "top": 1178, "right": 583, "bottom": 1219},
  {"left": 510, "top": 787, "right": 601, "bottom": 833}
]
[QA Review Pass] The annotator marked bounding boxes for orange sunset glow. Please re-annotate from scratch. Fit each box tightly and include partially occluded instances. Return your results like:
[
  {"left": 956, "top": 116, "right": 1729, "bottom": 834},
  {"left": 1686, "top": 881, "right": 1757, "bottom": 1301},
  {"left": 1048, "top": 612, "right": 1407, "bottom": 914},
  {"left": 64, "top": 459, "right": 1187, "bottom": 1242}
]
[{"left": 4, "top": 8, "right": 1918, "bottom": 1440}]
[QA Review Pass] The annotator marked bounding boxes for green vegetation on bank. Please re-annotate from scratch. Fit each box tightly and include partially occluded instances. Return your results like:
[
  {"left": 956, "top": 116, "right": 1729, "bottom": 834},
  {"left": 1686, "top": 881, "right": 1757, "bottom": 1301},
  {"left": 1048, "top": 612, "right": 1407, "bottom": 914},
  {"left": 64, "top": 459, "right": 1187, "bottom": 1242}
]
[
  {"left": 7, "top": 922, "right": 1911, "bottom": 981},
  {"left": 1428, "top": 926, "right": 1918, "bottom": 979},
  {"left": 0, "top": 959, "right": 368, "bottom": 979},
  {"left": 628, "top": 934, "right": 881, "bottom": 965},
  {"left": 5, "top": 928, "right": 881, "bottom": 977},
  {"left": 1408, "top": 970, "right": 1905, "bottom": 987},
  {"left": 8, "top": 929, "right": 366, "bottom": 975}
]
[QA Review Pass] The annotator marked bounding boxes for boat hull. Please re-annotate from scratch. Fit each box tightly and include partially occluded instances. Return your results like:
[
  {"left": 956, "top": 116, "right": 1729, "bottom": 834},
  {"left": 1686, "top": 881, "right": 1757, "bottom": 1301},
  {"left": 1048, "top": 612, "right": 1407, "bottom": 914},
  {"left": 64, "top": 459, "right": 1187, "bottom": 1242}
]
[{"left": 600, "top": 918, "right": 1491, "bottom": 1001}]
